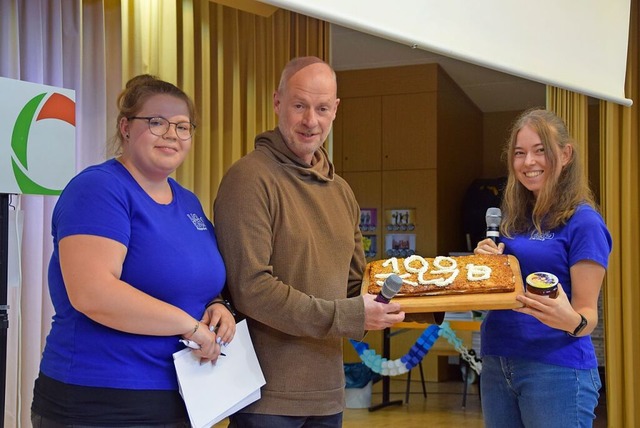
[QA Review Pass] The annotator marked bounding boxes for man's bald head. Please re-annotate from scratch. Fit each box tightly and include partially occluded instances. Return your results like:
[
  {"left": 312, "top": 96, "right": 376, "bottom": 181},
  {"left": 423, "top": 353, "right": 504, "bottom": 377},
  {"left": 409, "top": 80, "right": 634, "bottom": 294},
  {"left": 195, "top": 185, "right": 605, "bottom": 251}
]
[{"left": 277, "top": 56, "right": 336, "bottom": 94}]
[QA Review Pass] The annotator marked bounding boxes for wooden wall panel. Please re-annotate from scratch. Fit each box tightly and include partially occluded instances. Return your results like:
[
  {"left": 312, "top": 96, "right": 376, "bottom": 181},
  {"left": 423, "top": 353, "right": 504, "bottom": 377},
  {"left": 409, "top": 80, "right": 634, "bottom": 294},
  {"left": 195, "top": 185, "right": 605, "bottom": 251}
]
[
  {"left": 382, "top": 169, "right": 438, "bottom": 257},
  {"left": 436, "top": 71, "right": 483, "bottom": 253},
  {"left": 343, "top": 171, "right": 382, "bottom": 259},
  {"left": 342, "top": 171, "right": 382, "bottom": 211},
  {"left": 382, "top": 92, "right": 437, "bottom": 170},
  {"left": 337, "top": 64, "right": 483, "bottom": 257},
  {"left": 341, "top": 96, "right": 382, "bottom": 171},
  {"left": 337, "top": 63, "right": 438, "bottom": 98}
]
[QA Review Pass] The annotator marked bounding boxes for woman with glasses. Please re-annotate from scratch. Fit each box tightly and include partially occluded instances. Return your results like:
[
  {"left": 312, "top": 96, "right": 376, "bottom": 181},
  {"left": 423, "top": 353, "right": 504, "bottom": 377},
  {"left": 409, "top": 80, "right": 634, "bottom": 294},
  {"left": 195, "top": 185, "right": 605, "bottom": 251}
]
[{"left": 31, "top": 74, "right": 235, "bottom": 427}]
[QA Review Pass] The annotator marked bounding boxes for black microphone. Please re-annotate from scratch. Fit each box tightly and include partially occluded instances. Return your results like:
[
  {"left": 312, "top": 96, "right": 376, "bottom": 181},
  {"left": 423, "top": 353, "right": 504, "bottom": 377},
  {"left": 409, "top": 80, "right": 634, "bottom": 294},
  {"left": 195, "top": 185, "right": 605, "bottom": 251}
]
[
  {"left": 485, "top": 207, "right": 502, "bottom": 244},
  {"left": 375, "top": 274, "right": 403, "bottom": 304}
]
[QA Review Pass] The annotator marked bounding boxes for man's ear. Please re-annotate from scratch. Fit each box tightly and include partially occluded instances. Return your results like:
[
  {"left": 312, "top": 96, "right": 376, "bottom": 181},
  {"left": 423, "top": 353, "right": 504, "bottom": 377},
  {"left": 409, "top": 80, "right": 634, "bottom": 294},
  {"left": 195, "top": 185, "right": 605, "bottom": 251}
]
[
  {"left": 332, "top": 98, "right": 340, "bottom": 120},
  {"left": 273, "top": 91, "right": 281, "bottom": 115}
]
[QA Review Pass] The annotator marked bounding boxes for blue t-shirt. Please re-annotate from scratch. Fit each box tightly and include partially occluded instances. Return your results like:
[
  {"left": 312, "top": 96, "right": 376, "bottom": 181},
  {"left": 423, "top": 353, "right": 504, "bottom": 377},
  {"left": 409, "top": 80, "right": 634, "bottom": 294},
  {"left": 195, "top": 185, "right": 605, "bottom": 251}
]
[
  {"left": 40, "top": 159, "right": 226, "bottom": 390},
  {"left": 481, "top": 204, "right": 612, "bottom": 369}
]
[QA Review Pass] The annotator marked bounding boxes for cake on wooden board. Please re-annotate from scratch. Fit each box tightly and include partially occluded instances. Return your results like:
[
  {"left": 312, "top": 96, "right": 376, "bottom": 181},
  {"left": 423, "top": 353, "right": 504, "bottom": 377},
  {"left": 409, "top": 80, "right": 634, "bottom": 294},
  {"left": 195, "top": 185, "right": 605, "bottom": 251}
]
[{"left": 367, "top": 254, "right": 516, "bottom": 297}]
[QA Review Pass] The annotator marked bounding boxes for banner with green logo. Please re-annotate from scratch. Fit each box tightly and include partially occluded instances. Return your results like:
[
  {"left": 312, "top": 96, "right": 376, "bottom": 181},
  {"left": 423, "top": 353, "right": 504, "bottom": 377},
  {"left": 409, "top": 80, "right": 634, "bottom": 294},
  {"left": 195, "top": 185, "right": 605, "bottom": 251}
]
[{"left": 0, "top": 76, "right": 76, "bottom": 195}]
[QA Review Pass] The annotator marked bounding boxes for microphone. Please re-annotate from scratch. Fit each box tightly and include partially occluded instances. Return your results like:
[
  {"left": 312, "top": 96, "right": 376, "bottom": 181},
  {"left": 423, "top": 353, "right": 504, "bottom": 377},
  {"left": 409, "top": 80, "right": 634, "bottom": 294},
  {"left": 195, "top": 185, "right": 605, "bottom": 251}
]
[
  {"left": 485, "top": 207, "right": 502, "bottom": 244},
  {"left": 375, "top": 274, "right": 403, "bottom": 304}
]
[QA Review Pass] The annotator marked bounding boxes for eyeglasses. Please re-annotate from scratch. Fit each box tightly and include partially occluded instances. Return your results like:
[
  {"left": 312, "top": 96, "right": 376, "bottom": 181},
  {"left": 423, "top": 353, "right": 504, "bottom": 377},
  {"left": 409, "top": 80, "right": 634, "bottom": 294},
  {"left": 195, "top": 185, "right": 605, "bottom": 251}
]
[{"left": 128, "top": 116, "right": 195, "bottom": 140}]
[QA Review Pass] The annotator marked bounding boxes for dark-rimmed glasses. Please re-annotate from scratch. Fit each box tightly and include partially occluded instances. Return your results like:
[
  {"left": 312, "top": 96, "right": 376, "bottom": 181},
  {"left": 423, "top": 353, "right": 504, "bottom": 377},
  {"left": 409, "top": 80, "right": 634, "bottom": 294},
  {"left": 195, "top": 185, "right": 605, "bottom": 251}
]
[{"left": 128, "top": 116, "right": 195, "bottom": 140}]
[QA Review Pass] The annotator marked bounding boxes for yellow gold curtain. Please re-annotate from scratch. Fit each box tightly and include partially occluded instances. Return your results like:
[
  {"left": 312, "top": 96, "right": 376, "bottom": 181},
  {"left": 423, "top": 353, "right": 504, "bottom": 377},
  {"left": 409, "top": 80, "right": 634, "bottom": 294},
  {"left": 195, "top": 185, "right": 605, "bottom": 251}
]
[
  {"left": 107, "top": 3, "right": 640, "bottom": 424},
  {"left": 545, "top": 87, "right": 589, "bottom": 175},
  {"left": 600, "top": 0, "right": 640, "bottom": 425},
  {"left": 116, "top": 1, "right": 329, "bottom": 218},
  {"left": 121, "top": 0, "right": 179, "bottom": 80},
  {"left": 546, "top": 2, "right": 640, "bottom": 426}
]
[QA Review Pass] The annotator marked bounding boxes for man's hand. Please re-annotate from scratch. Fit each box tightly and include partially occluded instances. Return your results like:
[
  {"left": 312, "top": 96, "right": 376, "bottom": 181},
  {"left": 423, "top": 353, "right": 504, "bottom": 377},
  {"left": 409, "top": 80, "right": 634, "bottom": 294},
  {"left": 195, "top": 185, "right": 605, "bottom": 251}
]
[{"left": 363, "top": 293, "right": 405, "bottom": 330}]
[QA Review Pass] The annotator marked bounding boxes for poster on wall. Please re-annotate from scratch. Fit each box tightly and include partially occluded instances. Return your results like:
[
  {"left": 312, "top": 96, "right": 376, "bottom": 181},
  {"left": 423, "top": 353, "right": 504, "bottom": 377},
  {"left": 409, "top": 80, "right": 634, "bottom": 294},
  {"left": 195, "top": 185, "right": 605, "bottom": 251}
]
[
  {"left": 385, "top": 208, "right": 415, "bottom": 231},
  {"left": 360, "top": 208, "right": 377, "bottom": 258},
  {"left": 359, "top": 208, "right": 377, "bottom": 232},
  {"left": 385, "top": 233, "right": 416, "bottom": 258},
  {"left": 362, "top": 234, "right": 377, "bottom": 259},
  {"left": 0, "top": 76, "right": 76, "bottom": 195}
]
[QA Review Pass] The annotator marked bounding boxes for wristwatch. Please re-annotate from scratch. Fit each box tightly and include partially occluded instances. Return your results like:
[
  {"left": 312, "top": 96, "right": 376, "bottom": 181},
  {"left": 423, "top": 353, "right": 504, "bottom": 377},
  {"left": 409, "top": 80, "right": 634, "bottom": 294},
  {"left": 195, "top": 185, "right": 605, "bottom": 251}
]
[
  {"left": 567, "top": 313, "right": 588, "bottom": 337},
  {"left": 205, "top": 298, "right": 237, "bottom": 318}
]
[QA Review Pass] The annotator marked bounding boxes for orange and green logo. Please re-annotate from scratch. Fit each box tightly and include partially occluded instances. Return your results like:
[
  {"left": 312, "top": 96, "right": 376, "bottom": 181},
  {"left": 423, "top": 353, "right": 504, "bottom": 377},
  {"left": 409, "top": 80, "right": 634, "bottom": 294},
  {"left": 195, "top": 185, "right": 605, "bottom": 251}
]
[{"left": 10, "top": 92, "right": 76, "bottom": 195}]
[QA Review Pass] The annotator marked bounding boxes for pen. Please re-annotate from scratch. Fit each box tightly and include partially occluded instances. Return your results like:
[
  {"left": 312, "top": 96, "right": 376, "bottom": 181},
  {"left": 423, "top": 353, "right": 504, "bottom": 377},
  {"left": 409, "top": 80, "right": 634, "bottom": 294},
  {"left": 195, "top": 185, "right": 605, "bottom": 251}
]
[{"left": 179, "top": 339, "right": 226, "bottom": 356}]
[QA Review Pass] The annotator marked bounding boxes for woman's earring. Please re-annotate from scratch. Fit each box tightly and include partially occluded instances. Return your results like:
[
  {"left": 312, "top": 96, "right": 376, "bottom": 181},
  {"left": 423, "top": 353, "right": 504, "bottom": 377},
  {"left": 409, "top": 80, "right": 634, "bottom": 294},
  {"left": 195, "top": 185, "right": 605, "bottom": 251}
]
[{"left": 125, "top": 134, "right": 129, "bottom": 139}]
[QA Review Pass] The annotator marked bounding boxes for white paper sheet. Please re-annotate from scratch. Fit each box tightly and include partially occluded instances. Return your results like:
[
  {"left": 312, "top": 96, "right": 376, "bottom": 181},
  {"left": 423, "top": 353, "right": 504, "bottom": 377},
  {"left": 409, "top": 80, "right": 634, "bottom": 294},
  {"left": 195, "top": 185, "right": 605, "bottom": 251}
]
[{"left": 173, "top": 319, "right": 265, "bottom": 428}]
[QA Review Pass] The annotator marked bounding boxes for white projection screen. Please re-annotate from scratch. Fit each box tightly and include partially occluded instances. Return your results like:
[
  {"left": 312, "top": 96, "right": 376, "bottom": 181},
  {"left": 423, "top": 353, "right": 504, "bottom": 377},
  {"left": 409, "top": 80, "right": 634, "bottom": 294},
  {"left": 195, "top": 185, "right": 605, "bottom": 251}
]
[{"left": 260, "top": 0, "right": 633, "bottom": 106}]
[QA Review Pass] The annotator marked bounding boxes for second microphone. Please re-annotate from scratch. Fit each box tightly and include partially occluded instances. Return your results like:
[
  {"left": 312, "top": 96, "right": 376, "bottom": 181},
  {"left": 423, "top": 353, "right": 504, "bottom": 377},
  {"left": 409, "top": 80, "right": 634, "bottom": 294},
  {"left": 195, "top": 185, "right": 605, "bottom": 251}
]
[
  {"left": 375, "top": 274, "right": 403, "bottom": 304},
  {"left": 485, "top": 207, "right": 502, "bottom": 244}
]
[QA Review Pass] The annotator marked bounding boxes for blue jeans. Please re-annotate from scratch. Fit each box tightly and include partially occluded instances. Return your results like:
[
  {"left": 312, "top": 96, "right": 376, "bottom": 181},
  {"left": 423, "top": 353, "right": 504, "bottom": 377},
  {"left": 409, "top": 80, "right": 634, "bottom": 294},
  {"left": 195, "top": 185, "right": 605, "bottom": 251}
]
[
  {"left": 480, "top": 356, "right": 602, "bottom": 428},
  {"left": 227, "top": 412, "right": 343, "bottom": 428}
]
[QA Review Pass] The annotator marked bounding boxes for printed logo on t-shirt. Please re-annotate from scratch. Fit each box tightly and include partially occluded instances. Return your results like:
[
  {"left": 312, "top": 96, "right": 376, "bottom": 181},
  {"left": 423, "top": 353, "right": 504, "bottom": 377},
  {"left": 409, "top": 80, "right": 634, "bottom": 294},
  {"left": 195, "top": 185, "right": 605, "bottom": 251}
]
[
  {"left": 187, "top": 213, "right": 208, "bottom": 231},
  {"left": 530, "top": 230, "right": 554, "bottom": 241}
]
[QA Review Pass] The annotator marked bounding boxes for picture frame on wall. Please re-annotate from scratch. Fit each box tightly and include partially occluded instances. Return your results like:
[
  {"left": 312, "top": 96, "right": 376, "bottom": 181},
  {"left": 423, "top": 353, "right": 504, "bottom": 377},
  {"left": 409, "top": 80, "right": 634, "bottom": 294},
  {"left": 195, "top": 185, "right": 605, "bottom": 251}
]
[
  {"left": 359, "top": 208, "right": 377, "bottom": 232},
  {"left": 362, "top": 234, "right": 377, "bottom": 259},
  {"left": 385, "top": 208, "right": 415, "bottom": 231},
  {"left": 385, "top": 233, "right": 416, "bottom": 258}
]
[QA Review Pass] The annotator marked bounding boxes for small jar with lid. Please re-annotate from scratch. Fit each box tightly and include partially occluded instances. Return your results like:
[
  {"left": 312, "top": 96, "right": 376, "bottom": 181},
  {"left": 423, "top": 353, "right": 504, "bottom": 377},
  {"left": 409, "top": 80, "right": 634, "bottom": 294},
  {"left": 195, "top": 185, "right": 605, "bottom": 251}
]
[{"left": 526, "top": 272, "right": 559, "bottom": 298}]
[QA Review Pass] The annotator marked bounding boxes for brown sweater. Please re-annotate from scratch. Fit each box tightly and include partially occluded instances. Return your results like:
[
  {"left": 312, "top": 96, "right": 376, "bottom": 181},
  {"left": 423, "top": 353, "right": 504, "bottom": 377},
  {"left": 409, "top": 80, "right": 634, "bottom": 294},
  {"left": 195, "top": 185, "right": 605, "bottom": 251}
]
[{"left": 213, "top": 129, "right": 366, "bottom": 416}]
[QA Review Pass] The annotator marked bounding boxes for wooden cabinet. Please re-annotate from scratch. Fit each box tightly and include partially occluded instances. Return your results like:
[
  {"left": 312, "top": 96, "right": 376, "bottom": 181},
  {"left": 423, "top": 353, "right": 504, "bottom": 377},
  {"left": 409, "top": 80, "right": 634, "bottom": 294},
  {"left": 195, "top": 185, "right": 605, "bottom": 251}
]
[
  {"left": 342, "top": 171, "right": 382, "bottom": 258},
  {"left": 382, "top": 92, "right": 437, "bottom": 170},
  {"left": 333, "top": 64, "right": 483, "bottom": 257},
  {"left": 340, "top": 97, "right": 382, "bottom": 172},
  {"left": 382, "top": 169, "right": 438, "bottom": 257}
]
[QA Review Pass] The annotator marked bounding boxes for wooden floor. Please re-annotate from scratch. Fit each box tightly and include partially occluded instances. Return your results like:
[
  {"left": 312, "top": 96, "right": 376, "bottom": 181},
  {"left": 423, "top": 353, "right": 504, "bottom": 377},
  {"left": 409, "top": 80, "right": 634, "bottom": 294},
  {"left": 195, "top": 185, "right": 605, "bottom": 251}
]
[
  {"left": 214, "top": 377, "right": 608, "bottom": 427},
  {"left": 345, "top": 378, "right": 608, "bottom": 428},
  {"left": 343, "top": 379, "right": 485, "bottom": 428}
]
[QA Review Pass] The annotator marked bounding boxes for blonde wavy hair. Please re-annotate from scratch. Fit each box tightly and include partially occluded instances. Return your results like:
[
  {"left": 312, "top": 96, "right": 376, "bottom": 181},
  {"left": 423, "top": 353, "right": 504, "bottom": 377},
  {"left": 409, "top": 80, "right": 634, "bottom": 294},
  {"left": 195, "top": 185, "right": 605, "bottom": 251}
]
[{"left": 500, "top": 108, "right": 596, "bottom": 238}]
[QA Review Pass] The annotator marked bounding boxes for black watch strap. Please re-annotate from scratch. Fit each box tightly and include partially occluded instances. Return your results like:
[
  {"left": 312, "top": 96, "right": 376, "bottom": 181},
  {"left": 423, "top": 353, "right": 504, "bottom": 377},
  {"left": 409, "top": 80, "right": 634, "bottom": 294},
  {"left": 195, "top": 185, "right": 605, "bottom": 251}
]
[
  {"left": 205, "top": 298, "right": 237, "bottom": 317},
  {"left": 568, "top": 313, "right": 588, "bottom": 337}
]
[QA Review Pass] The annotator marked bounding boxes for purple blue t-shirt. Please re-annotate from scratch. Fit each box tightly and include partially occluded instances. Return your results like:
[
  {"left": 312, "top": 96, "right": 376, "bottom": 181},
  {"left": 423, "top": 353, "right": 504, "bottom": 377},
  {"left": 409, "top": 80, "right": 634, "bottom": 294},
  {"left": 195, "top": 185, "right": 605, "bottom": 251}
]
[
  {"left": 481, "top": 204, "right": 612, "bottom": 369},
  {"left": 40, "top": 159, "right": 226, "bottom": 390}
]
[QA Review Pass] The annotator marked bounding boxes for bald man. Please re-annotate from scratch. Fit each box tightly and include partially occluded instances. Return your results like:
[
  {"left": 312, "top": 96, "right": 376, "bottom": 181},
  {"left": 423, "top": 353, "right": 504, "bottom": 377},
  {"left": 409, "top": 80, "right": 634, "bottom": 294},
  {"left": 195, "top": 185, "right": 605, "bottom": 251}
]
[{"left": 214, "top": 57, "right": 405, "bottom": 427}]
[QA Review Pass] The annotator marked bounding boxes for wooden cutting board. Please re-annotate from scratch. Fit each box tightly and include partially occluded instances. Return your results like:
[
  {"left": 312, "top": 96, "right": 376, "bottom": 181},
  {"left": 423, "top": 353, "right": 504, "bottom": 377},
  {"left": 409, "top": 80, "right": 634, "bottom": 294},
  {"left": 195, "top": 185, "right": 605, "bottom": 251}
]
[{"left": 361, "top": 254, "right": 525, "bottom": 313}]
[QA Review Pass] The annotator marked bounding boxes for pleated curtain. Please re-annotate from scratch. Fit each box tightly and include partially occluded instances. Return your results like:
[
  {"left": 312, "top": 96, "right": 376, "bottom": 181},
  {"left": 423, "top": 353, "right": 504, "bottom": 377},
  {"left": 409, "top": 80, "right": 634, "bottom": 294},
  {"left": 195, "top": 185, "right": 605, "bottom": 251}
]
[
  {"left": 546, "top": 1, "right": 640, "bottom": 424},
  {"left": 0, "top": 1, "right": 108, "bottom": 426},
  {"left": 117, "top": 0, "right": 329, "bottom": 218},
  {"left": 2, "top": 1, "right": 639, "bottom": 427}
]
